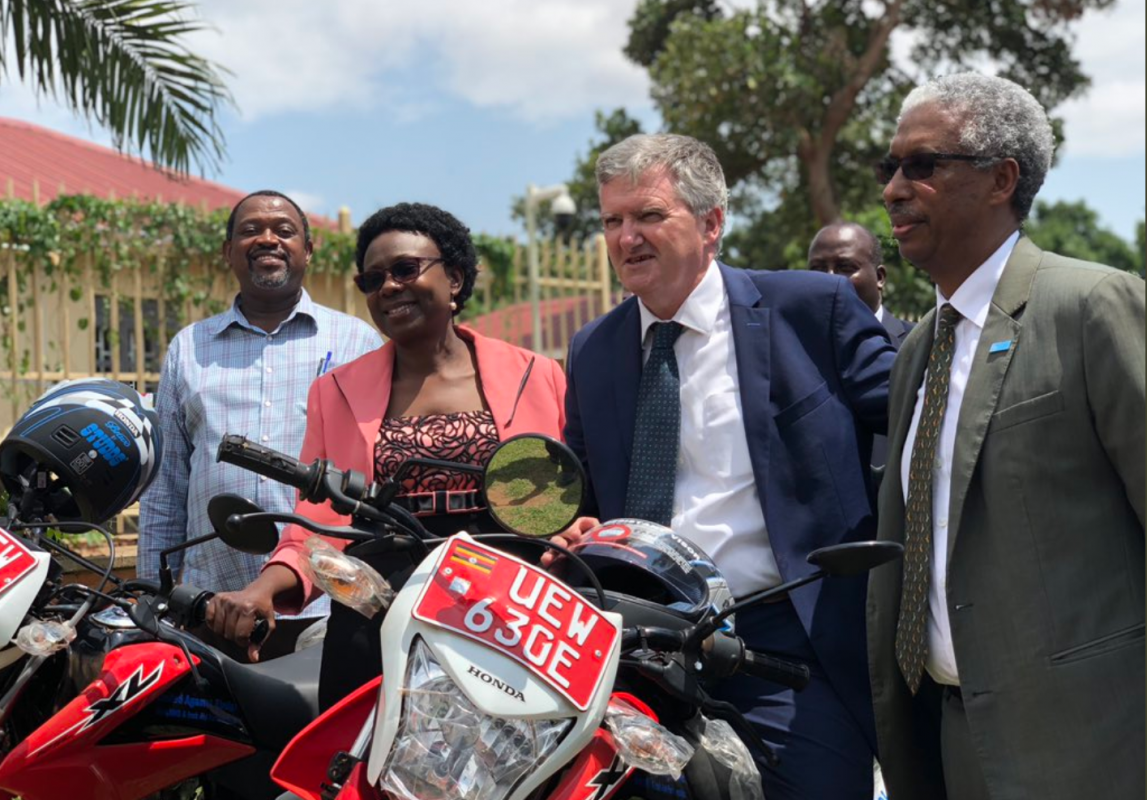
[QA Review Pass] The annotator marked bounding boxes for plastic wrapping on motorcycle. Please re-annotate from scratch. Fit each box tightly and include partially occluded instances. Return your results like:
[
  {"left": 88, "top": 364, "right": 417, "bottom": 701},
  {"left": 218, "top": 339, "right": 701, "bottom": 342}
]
[
  {"left": 698, "top": 716, "right": 765, "bottom": 800},
  {"left": 0, "top": 526, "right": 52, "bottom": 653},
  {"left": 365, "top": 532, "right": 624, "bottom": 799},
  {"left": 553, "top": 519, "right": 736, "bottom": 631},
  {"left": 604, "top": 697, "right": 694, "bottom": 780},
  {"left": 0, "top": 378, "right": 163, "bottom": 523},
  {"left": 301, "top": 536, "right": 394, "bottom": 618},
  {"left": 546, "top": 693, "right": 658, "bottom": 800},
  {"left": 14, "top": 618, "right": 76, "bottom": 657}
]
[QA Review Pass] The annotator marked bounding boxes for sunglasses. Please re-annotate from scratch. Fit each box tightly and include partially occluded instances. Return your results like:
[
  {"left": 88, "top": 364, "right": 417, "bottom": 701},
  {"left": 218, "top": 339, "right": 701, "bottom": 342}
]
[
  {"left": 874, "top": 153, "right": 996, "bottom": 185},
  {"left": 353, "top": 257, "right": 445, "bottom": 294}
]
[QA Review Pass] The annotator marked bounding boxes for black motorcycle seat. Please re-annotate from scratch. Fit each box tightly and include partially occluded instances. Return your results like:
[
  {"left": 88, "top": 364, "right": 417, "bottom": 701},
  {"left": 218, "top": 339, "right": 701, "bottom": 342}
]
[{"left": 221, "top": 644, "right": 323, "bottom": 752}]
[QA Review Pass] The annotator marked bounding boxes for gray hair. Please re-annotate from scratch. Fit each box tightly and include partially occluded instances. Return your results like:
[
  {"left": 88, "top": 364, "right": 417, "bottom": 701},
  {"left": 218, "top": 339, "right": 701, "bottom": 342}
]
[
  {"left": 901, "top": 73, "right": 1055, "bottom": 222},
  {"left": 596, "top": 133, "right": 729, "bottom": 224}
]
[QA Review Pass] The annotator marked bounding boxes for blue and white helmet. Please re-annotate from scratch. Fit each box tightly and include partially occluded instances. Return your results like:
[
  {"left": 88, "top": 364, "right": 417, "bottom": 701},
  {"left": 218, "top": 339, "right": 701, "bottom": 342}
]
[
  {"left": 555, "top": 519, "right": 736, "bottom": 632},
  {"left": 0, "top": 379, "right": 163, "bottom": 523}
]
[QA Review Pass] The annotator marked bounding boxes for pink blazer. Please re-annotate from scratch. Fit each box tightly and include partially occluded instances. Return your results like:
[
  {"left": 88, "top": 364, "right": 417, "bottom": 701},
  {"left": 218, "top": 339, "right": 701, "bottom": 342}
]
[{"left": 267, "top": 326, "right": 567, "bottom": 613}]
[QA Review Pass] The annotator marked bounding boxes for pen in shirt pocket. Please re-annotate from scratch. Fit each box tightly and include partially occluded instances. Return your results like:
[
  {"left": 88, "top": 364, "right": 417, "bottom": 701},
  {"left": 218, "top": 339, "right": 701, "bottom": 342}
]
[{"left": 316, "top": 351, "right": 332, "bottom": 377}]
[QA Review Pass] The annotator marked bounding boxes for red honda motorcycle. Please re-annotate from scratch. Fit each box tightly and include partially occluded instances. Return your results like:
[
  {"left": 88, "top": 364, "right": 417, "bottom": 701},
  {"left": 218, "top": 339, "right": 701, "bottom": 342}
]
[
  {"left": 208, "top": 433, "right": 902, "bottom": 800},
  {"left": 0, "top": 378, "right": 321, "bottom": 799}
]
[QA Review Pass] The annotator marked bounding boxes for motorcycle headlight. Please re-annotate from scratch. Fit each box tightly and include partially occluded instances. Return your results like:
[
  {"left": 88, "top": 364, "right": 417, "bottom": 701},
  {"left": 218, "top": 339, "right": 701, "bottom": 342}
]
[{"left": 380, "top": 638, "right": 573, "bottom": 800}]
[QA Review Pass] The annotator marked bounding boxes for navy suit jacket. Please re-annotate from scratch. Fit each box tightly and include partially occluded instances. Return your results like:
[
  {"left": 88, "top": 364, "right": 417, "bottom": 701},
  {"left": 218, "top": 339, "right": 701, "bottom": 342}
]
[
  {"left": 881, "top": 311, "right": 914, "bottom": 348},
  {"left": 872, "top": 311, "right": 915, "bottom": 467},
  {"left": 564, "top": 263, "right": 897, "bottom": 742}
]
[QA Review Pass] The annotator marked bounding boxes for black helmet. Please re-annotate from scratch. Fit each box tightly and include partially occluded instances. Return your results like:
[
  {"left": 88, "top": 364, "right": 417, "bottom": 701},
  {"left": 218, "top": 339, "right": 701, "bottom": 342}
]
[
  {"left": 0, "top": 379, "right": 163, "bottom": 523},
  {"left": 555, "top": 519, "right": 735, "bottom": 632}
]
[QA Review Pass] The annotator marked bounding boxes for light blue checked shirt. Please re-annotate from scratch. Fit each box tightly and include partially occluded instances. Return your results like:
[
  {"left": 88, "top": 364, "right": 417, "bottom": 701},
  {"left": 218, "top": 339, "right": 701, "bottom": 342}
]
[{"left": 138, "top": 289, "right": 382, "bottom": 618}]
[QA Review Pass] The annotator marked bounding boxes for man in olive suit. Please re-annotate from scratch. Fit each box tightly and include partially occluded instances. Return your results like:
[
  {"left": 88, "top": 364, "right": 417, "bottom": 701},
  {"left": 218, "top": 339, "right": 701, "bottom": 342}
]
[{"left": 867, "top": 72, "right": 1144, "bottom": 800}]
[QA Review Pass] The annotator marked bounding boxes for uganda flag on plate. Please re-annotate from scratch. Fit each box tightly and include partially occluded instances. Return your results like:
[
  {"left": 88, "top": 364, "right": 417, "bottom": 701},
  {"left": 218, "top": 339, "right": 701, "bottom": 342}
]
[{"left": 451, "top": 543, "right": 498, "bottom": 575}]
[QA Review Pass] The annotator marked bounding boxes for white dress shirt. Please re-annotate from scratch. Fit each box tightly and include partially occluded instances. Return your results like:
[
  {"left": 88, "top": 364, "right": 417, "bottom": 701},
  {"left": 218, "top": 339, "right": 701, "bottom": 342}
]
[
  {"left": 900, "top": 231, "right": 1019, "bottom": 684},
  {"left": 875, "top": 304, "right": 885, "bottom": 323},
  {"left": 637, "top": 260, "right": 781, "bottom": 598}
]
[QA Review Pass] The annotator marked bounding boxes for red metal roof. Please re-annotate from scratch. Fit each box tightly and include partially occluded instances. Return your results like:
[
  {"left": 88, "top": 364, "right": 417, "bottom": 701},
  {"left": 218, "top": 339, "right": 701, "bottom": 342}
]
[{"left": 0, "top": 116, "right": 337, "bottom": 229}]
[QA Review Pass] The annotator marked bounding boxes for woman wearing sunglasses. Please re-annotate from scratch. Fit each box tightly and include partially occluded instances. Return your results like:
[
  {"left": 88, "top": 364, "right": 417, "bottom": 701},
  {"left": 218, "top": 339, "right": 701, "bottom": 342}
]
[{"left": 207, "top": 202, "right": 567, "bottom": 708}]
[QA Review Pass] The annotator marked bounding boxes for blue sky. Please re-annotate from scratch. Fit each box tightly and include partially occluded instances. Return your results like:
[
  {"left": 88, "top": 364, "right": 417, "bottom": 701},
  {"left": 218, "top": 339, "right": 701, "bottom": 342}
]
[{"left": 1, "top": 0, "right": 1143, "bottom": 242}]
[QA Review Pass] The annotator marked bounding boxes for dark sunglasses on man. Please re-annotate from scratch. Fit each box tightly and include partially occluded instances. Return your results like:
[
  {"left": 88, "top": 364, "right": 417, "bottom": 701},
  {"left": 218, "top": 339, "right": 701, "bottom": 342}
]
[
  {"left": 874, "top": 152, "right": 997, "bottom": 185},
  {"left": 353, "top": 257, "right": 445, "bottom": 294}
]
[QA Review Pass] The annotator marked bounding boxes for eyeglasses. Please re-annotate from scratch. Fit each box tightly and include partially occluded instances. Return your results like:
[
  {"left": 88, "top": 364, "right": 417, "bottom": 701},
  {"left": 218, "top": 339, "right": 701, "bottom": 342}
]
[
  {"left": 353, "top": 257, "right": 445, "bottom": 294},
  {"left": 874, "top": 153, "right": 997, "bottom": 185}
]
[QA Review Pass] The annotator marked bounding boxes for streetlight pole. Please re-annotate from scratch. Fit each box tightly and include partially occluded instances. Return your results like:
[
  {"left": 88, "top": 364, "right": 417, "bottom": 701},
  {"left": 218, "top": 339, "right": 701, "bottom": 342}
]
[{"left": 524, "top": 183, "right": 575, "bottom": 354}]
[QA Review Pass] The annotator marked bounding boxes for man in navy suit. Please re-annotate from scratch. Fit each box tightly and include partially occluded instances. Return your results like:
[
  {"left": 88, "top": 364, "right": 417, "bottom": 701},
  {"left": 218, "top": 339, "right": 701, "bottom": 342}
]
[
  {"left": 560, "top": 134, "right": 897, "bottom": 799},
  {"left": 808, "top": 221, "right": 914, "bottom": 467}
]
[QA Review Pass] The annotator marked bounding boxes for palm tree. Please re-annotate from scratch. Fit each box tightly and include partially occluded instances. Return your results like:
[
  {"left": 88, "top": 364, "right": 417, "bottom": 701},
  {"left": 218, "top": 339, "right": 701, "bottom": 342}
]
[{"left": 0, "top": 0, "right": 232, "bottom": 175}]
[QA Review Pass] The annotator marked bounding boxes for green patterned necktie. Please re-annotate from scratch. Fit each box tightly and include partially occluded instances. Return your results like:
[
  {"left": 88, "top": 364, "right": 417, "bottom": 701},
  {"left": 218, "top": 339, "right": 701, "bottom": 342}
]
[
  {"left": 896, "top": 303, "right": 962, "bottom": 695},
  {"left": 624, "top": 321, "right": 685, "bottom": 526}
]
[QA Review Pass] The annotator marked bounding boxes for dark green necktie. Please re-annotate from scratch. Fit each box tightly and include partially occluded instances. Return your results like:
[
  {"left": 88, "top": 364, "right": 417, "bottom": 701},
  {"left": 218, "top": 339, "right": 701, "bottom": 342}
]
[
  {"left": 896, "top": 303, "right": 962, "bottom": 694},
  {"left": 624, "top": 322, "right": 685, "bottom": 526}
]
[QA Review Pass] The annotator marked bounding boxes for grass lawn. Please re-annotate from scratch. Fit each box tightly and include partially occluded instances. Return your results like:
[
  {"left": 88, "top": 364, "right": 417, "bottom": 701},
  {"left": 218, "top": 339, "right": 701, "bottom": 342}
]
[{"left": 485, "top": 437, "right": 581, "bottom": 536}]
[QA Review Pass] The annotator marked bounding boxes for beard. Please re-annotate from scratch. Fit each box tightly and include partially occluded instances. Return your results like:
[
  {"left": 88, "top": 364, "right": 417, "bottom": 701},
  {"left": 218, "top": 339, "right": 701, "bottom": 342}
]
[{"left": 248, "top": 258, "right": 292, "bottom": 290}]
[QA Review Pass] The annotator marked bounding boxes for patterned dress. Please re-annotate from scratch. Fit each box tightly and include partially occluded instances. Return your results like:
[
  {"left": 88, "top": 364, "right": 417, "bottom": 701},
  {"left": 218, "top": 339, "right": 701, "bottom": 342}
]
[
  {"left": 374, "top": 410, "right": 500, "bottom": 496},
  {"left": 320, "top": 410, "right": 500, "bottom": 709}
]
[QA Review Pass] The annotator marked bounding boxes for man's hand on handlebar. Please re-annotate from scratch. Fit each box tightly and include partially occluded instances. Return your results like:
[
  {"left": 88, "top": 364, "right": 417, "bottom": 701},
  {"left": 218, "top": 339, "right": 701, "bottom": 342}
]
[
  {"left": 540, "top": 516, "right": 599, "bottom": 569},
  {"left": 206, "top": 580, "right": 278, "bottom": 662}
]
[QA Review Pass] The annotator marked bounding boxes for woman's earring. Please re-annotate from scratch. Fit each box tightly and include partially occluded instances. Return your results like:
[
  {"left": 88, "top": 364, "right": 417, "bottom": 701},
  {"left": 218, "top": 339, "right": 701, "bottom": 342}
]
[{"left": 450, "top": 300, "right": 458, "bottom": 311}]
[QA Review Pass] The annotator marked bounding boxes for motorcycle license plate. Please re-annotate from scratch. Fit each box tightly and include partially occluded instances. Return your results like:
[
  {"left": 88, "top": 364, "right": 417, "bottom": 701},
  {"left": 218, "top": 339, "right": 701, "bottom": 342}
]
[
  {"left": 0, "top": 527, "right": 37, "bottom": 597},
  {"left": 413, "top": 536, "right": 619, "bottom": 711}
]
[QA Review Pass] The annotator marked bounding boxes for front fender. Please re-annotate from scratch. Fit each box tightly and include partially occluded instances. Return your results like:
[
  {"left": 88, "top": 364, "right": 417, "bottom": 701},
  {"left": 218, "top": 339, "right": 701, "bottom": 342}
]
[{"left": 271, "top": 676, "right": 382, "bottom": 800}]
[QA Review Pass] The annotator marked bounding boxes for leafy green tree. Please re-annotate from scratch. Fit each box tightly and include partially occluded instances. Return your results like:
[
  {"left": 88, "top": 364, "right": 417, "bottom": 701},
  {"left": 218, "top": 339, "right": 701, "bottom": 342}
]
[
  {"left": 1136, "top": 219, "right": 1145, "bottom": 274},
  {"left": 1026, "top": 199, "right": 1141, "bottom": 274},
  {"left": 511, "top": 108, "right": 643, "bottom": 241},
  {"left": 0, "top": 0, "right": 232, "bottom": 175},
  {"left": 624, "top": 0, "right": 1109, "bottom": 258}
]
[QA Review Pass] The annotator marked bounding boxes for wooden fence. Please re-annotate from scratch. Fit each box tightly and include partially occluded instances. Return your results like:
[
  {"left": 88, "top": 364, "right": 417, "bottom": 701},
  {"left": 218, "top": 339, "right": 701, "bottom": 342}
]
[
  {"left": 0, "top": 245, "right": 371, "bottom": 428},
  {"left": 0, "top": 231, "right": 617, "bottom": 433},
  {"left": 470, "top": 234, "right": 617, "bottom": 359}
]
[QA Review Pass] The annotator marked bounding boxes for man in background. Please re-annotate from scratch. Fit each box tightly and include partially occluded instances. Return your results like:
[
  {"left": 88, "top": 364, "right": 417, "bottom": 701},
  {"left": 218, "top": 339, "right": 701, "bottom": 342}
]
[
  {"left": 808, "top": 221, "right": 913, "bottom": 467},
  {"left": 808, "top": 220, "right": 913, "bottom": 348}
]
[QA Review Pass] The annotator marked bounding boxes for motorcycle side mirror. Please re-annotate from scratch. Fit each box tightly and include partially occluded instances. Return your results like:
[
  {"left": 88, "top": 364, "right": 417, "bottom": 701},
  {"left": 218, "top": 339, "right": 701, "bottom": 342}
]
[
  {"left": 482, "top": 434, "right": 585, "bottom": 538},
  {"left": 806, "top": 541, "right": 904, "bottom": 576},
  {"left": 207, "top": 494, "right": 279, "bottom": 555},
  {"left": 692, "top": 540, "right": 904, "bottom": 643}
]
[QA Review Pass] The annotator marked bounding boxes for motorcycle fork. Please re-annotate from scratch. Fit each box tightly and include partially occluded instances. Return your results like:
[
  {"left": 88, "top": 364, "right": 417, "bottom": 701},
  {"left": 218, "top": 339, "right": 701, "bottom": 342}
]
[{"left": 321, "top": 705, "right": 376, "bottom": 800}]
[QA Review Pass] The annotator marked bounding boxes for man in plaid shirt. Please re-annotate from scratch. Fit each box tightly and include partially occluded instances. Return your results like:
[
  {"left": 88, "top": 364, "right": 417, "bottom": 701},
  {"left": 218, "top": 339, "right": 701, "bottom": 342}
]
[{"left": 138, "top": 190, "right": 381, "bottom": 657}]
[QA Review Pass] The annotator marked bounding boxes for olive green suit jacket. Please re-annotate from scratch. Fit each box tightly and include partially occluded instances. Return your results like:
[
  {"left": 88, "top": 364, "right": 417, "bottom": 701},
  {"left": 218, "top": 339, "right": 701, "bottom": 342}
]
[{"left": 867, "top": 237, "right": 1146, "bottom": 799}]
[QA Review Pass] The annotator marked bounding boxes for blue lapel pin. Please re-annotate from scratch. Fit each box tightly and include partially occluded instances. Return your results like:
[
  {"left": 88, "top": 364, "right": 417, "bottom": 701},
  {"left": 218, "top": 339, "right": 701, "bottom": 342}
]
[{"left": 989, "top": 340, "right": 1013, "bottom": 354}]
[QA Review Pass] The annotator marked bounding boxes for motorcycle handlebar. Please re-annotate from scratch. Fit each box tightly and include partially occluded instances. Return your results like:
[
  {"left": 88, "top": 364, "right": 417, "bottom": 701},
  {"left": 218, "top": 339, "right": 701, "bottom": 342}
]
[
  {"left": 621, "top": 625, "right": 811, "bottom": 691},
  {"left": 739, "top": 650, "right": 810, "bottom": 691},
  {"left": 217, "top": 435, "right": 315, "bottom": 493}
]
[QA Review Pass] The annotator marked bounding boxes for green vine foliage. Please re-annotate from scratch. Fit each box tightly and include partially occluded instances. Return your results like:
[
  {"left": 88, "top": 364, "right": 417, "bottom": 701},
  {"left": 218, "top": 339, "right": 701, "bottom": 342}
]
[
  {"left": 1, "top": 196, "right": 529, "bottom": 364},
  {"left": 0, "top": 195, "right": 363, "bottom": 343},
  {"left": 472, "top": 233, "right": 517, "bottom": 306}
]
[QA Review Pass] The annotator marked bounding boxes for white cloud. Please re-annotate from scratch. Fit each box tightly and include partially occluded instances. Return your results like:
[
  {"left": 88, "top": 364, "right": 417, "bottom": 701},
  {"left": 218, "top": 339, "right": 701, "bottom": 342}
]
[
  {"left": 187, "top": 0, "right": 650, "bottom": 124},
  {"left": 5, "top": 0, "right": 1138, "bottom": 157},
  {"left": 283, "top": 189, "right": 324, "bottom": 214},
  {"left": 1055, "top": 2, "right": 1145, "bottom": 158}
]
